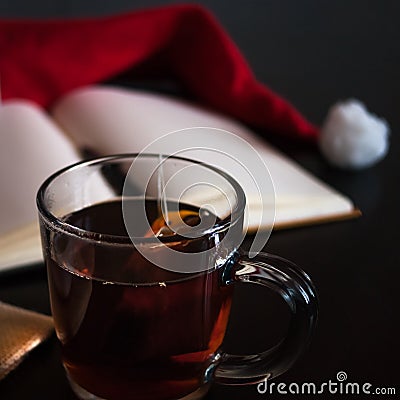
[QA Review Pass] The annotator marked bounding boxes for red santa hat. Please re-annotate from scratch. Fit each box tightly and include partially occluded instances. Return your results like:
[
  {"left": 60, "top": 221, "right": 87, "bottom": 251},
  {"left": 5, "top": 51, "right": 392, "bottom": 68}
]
[{"left": 0, "top": 4, "right": 389, "bottom": 169}]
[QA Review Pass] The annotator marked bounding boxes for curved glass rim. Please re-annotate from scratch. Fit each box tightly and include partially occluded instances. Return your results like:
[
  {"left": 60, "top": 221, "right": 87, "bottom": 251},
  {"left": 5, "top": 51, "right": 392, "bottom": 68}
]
[{"left": 36, "top": 153, "right": 246, "bottom": 245}]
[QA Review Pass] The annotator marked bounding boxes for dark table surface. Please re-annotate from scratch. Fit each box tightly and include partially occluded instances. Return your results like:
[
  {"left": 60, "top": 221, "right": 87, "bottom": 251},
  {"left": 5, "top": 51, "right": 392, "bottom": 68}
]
[{"left": 1, "top": 1, "right": 399, "bottom": 399}]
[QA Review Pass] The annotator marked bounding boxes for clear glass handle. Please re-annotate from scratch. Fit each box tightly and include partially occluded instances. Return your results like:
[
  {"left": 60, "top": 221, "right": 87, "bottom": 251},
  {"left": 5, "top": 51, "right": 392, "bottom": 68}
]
[{"left": 215, "top": 251, "right": 318, "bottom": 385}]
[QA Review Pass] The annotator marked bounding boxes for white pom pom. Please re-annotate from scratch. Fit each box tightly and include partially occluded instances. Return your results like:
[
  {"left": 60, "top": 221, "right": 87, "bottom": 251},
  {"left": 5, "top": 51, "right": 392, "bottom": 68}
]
[{"left": 319, "top": 99, "right": 390, "bottom": 169}]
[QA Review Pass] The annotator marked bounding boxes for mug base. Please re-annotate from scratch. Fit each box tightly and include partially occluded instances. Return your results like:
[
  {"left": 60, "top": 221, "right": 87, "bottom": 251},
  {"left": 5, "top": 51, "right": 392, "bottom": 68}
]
[{"left": 66, "top": 370, "right": 211, "bottom": 400}]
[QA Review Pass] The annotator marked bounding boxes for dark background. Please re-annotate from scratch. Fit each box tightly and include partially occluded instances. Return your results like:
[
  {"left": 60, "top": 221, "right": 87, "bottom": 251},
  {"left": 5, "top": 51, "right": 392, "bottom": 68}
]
[{"left": 0, "top": 1, "right": 399, "bottom": 399}]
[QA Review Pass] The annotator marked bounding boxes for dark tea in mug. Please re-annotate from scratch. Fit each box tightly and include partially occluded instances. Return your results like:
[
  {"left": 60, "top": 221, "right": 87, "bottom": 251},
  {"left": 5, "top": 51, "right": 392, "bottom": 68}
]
[
  {"left": 38, "top": 154, "right": 318, "bottom": 400},
  {"left": 45, "top": 199, "right": 233, "bottom": 400}
]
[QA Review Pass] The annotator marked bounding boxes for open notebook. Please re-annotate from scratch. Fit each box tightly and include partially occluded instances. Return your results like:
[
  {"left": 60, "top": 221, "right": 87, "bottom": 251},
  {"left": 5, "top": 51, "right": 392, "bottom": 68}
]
[{"left": 0, "top": 86, "right": 359, "bottom": 272}]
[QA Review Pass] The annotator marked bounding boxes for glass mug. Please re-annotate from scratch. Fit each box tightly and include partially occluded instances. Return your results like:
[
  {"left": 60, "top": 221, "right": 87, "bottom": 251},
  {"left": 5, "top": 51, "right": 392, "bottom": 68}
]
[{"left": 37, "top": 154, "right": 318, "bottom": 400}]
